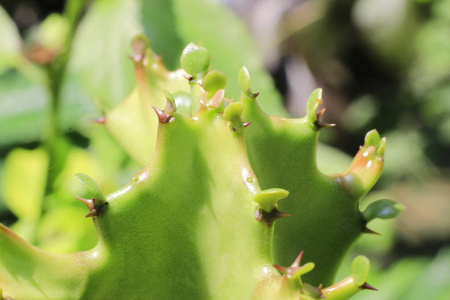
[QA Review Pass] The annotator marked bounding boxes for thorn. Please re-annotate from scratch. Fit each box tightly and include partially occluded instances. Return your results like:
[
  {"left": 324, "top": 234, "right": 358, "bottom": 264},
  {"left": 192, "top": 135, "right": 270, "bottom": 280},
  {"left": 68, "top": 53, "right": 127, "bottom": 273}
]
[
  {"left": 243, "top": 122, "right": 252, "bottom": 128},
  {"left": 183, "top": 74, "right": 194, "bottom": 82},
  {"left": 85, "top": 209, "right": 98, "bottom": 218},
  {"left": 315, "top": 121, "right": 336, "bottom": 129},
  {"left": 85, "top": 202, "right": 109, "bottom": 218},
  {"left": 363, "top": 227, "right": 381, "bottom": 235},
  {"left": 252, "top": 92, "right": 260, "bottom": 98},
  {"left": 152, "top": 105, "right": 173, "bottom": 123},
  {"left": 90, "top": 116, "right": 106, "bottom": 124},
  {"left": 273, "top": 250, "right": 314, "bottom": 279},
  {"left": 316, "top": 108, "right": 326, "bottom": 121},
  {"left": 292, "top": 251, "right": 304, "bottom": 267},
  {"left": 75, "top": 196, "right": 94, "bottom": 211},
  {"left": 361, "top": 282, "right": 378, "bottom": 291},
  {"left": 255, "top": 207, "right": 291, "bottom": 226}
]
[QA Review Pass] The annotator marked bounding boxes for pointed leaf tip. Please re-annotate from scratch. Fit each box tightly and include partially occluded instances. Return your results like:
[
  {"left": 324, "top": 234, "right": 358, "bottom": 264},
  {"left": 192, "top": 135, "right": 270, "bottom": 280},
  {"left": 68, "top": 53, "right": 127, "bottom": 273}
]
[
  {"left": 362, "top": 199, "right": 405, "bottom": 223},
  {"left": 75, "top": 173, "right": 105, "bottom": 205},
  {"left": 180, "top": 43, "right": 210, "bottom": 80}
]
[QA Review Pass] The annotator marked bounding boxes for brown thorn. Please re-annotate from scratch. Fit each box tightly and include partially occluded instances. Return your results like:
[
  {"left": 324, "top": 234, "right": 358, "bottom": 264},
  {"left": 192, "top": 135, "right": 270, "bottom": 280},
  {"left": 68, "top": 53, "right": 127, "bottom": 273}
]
[
  {"left": 152, "top": 106, "right": 173, "bottom": 123},
  {"left": 252, "top": 92, "right": 260, "bottom": 98},
  {"left": 85, "top": 209, "right": 98, "bottom": 218},
  {"left": 364, "top": 227, "right": 381, "bottom": 235},
  {"left": 361, "top": 282, "right": 378, "bottom": 291},
  {"left": 183, "top": 74, "right": 194, "bottom": 82},
  {"left": 316, "top": 108, "right": 326, "bottom": 121},
  {"left": 75, "top": 196, "right": 94, "bottom": 211},
  {"left": 90, "top": 116, "right": 106, "bottom": 124},
  {"left": 315, "top": 121, "right": 336, "bottom": 129},
  {"left": 243, "top": 122, "right": 252, "bottom": 128}
]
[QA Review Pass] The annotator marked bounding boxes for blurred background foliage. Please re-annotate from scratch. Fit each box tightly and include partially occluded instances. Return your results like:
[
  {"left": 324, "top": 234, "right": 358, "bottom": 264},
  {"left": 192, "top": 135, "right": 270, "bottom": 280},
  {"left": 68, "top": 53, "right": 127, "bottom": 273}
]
[{"left": 0, "top": 0, "right": 449, "bottom": 299}]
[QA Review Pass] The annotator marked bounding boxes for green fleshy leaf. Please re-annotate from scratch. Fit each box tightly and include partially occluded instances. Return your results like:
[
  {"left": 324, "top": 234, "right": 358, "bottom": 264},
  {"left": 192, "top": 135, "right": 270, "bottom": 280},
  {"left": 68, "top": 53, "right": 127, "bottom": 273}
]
[
  {"left": 306, "top": 88, "right": 322, "bottom": 125},
  {"left": 253, "top": 188, "right": 289, "bottom": 212},
  {"left": 75, "top": 173, "right": 106, "bottom": 204},
  {"left": 180, "top": 43, "right": 210, "bottom": 79},
  {"left": 364, "top": 129, "right": 381, "bottom": 148},
  {"left": 351, "top": 255, "right": 370, "bottom": 286},
  {"left": 362, "top": 199, "right": 405, "bottom": 223},
  {"left": 203, "top": 70, "right": 227, "bottom": 97},
  {"left": 238, "top": 66, "right": 251, "bottom": 94},
  {"left": 223, "top": 102, "right": 244, "bottom": 123}
]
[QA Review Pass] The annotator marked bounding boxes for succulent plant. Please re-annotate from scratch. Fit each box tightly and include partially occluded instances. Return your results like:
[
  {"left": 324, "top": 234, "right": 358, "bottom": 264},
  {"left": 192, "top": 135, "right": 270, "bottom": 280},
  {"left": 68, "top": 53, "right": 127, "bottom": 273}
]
[{"left": 0, "top": 38, "right": 404, "bottom": 299}]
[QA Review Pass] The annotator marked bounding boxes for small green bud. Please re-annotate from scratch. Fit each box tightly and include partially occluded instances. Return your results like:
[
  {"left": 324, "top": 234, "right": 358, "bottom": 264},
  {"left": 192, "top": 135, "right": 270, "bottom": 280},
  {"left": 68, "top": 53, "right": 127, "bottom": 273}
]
[
  {"left": 38, "top": 13, "right": 69, "bottom": 52},
  {"left": 238, "top": 66, "right": 251, "bottom": 93},
  {"left": 223, "top": 102, "right": 244, "bottom": 123},
  {"left": 180, "top": 43, "right": 210, "bottom": 79},
  {"left": 131, "top": 34, "right": 150, "bottom": 62},
  {"left": 364, "top": 129, "right": 381, "bottom": 148},
  {"left": 202, "top": 70, "right": 227, "bottom": 98}
]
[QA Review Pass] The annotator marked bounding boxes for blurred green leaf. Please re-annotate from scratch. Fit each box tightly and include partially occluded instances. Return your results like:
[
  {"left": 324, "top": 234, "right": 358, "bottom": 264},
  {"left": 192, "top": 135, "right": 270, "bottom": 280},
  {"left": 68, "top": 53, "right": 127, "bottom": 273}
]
[
  {"left": 69, "top": 0, "right": 141, "bottom": 108},
  {"left": 0, "top": 72, "right": 97, "bottom": 146},
  {"left": 0, "top": 5, "right": 21, "bottom": 74},
  {"left": 2, "top": 148, "right": 48, "bottom": 220},
  {"left": 140, "top": 0, "right": 184, "bottom": 70},
  {"left": 141, "top": 0, "right": 286, "bottom": 116}
]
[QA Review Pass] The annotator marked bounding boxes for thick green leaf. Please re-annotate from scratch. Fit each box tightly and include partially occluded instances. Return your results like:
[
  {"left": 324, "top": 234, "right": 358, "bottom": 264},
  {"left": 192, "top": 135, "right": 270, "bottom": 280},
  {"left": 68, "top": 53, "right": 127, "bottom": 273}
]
[{"left": 362, "top": 199, "right": 405, "bottom": 223}]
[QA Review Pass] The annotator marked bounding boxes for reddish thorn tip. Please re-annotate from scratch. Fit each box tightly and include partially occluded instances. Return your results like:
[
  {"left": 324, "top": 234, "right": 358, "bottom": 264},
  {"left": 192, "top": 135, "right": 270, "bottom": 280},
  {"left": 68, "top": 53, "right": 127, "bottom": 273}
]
[
  {"left": 252, "top": 92, "right": 260, "bottom": 98},
  {"left": 293, "top": 251, "right": 304, "bottom": 267},
  {"left": 243, "top": 122, "right": 252, "bottom": 128},
  {"left": 90, "top": 116, "right": 106, "bottom": 124},
  {"left": 361, "top": 282, "right": 378, "bottom": 291},
  {"left": 152, "top": 105, "right": 172, "bottom": 123}
]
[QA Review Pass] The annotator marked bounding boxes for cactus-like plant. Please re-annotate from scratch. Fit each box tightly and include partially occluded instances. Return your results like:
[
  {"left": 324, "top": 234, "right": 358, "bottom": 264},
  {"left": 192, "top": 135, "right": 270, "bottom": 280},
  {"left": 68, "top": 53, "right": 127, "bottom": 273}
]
[{"left": 0, "top": 38, "right": 404, "bottom": 299}]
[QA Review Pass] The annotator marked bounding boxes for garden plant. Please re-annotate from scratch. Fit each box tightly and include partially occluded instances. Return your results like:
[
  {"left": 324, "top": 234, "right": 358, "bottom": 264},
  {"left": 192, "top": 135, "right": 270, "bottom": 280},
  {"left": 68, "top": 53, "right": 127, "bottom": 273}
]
[{"left": 0, "top": 1, "right": 405, "bottom": 299}]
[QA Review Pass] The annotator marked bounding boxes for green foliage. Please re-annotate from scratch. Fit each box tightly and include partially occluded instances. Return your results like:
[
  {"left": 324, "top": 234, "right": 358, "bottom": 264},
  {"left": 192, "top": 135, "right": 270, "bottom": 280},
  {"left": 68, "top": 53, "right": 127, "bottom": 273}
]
[{"left": 0, "top": 1, "right": 406, "bottom": 299}]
